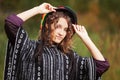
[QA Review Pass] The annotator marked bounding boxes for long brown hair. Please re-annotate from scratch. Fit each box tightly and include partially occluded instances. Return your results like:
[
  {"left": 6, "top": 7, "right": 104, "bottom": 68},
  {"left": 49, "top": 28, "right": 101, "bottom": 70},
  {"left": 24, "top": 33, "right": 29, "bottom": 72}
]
[{"left": 36, "top": 11, "right": 75, "bottom": 56}]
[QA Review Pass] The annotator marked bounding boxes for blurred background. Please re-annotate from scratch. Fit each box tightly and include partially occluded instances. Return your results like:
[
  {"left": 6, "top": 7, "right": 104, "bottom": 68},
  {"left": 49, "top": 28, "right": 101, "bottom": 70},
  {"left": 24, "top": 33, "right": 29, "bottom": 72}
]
[{"left": 0, "top": 0, "right": 120, "bottom": 80}]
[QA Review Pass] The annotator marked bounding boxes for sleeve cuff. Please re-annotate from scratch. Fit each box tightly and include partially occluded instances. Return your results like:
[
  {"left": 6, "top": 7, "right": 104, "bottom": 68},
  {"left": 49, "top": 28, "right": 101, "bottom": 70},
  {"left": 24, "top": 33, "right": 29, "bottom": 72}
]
[
  {"left": 5, "top": 14, "right": 24, "bottom": 27},
  {"left": 93, "top": 58, "right": 110, "bottom": 76}
]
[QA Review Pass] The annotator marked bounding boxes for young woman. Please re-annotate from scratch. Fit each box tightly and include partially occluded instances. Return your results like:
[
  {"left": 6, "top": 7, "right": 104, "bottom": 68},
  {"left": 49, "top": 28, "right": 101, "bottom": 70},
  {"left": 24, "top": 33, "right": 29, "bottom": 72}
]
[{"left": 4, "top": 3, "right": 109, "bottom": 80}]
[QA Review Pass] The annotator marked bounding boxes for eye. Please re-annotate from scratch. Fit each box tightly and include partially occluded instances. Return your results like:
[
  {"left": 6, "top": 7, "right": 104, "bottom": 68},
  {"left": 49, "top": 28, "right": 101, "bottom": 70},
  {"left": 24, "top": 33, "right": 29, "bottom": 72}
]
[
  {"left": 55, "top": 25, "right": 60, "bottom": 29},
  {"left": 64, "top": 28, "right": 68, "bottom": 32}
]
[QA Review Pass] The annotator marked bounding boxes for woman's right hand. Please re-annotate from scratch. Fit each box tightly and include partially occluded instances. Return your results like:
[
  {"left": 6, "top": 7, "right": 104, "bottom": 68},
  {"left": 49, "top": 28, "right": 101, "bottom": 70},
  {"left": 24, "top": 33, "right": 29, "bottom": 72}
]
[{"left": 37, "top": 3, "right": 56, "bottom": 14}]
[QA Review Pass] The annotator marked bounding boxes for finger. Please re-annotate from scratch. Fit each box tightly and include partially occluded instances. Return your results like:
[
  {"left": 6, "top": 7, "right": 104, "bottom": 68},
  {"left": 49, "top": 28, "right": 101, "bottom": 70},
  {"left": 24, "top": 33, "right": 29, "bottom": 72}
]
[
  {"left": 80, "top": 25, "right": 82, "bottom": 31},
  {"left": 47, "top": 4, "right": 56, "bottom": 12},
  {"left": 75, "top": 25, "right": 83, "bottom": 32},
  {"left": 53, "top": 7, "right": 57, "bottom": 9},
  {"left": 72, "top": 24, "right": 79, "bottom": 32},
  {"left": 77, "top": 25, "right": 80, "bottom": 31},
  {"left": 82, "top": 26, "right": 87, "bottom": 32},
  {"left": 72, "top": 24, "right": 76, "bottom": 30},
  {"left": 80, "top": 25, "right": 85, "bottom": 31},
  {"left": 51, "top": 7, "right": 56, "bottom": 12},
  {"left": 45, "top": 4, "right": 49, "bottom": 11},
  {"left": 45, "top": 4, "right": 51, "bottom": 10}
]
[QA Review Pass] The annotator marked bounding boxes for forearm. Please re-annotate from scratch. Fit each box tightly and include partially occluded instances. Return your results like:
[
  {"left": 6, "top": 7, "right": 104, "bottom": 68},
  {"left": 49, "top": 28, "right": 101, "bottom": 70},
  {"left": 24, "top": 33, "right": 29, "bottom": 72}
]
[
  {"left": 82, "top": 36, "right": 105, "bottom": 61},
  {"left": 72, "top": 25, "right": 105, "bottom": 61},
  {"left": 17, "top": 6, "right": 40, "bottom": 21},
  {"left": 17, "top": 3, "right": 56, "bottom": 22}
]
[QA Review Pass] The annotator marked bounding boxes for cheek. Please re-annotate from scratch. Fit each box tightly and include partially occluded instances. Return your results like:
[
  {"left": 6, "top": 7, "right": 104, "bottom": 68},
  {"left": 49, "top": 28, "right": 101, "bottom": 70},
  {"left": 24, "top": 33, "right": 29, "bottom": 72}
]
[
  {"left": 52, "top": 30, "right": 57, "bottom": 35},
  {"left": 51, "top": 31, "right": 56, "bottom": 39},
  {"left": 64, "top": 32, "right": 67, "bottom": 36}
]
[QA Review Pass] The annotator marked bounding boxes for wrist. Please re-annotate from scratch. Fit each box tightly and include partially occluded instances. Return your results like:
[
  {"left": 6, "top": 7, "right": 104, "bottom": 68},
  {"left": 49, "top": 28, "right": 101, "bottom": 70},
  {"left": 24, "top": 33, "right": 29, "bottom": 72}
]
[
  {"left": 81, "top": 36, "right": 93, "bottom": 46},
  {"left": 81, "top": 35, "right": 90, "bottom": 42},
  {"left": 34, "top": 6, "right": 44, "bottom": 14},
  {"left": 33, "top": 6, "right": 41, "bottom": 15}
]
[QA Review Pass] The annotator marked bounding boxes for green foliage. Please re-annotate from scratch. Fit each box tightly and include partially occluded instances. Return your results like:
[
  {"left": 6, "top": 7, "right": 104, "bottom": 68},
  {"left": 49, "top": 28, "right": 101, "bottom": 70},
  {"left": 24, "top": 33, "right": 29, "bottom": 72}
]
[
  {"left": 0, "top": 0, "right": 20, "bottom": 11},
  {"left": 99, "top": 0, "right": 120, "bottom": 13},
  {"left": 73, "top": 34, "right": 90, "bottom": 57},
  {"left": 69, "top": 0, "right": 90, "bottom": 13},
  {"left": 44, "top": 0, "right": 68, "bottom": 6},
  {"left": 98, "top": 0, "right": 120, "bottom": 34}
]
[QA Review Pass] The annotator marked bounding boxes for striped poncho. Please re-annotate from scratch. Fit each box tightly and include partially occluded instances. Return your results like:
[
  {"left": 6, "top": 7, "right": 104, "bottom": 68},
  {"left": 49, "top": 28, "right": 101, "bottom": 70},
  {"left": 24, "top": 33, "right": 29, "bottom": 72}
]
[{"left": 4, "top": 27, "right": 101, "bottom": 80}]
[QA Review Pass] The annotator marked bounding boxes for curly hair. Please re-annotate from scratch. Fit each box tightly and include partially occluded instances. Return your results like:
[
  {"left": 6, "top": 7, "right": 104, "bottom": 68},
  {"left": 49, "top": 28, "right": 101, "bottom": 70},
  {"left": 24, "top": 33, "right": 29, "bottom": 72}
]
[{"left": 36, "top": 11, "right": 75, "bottom": 55}]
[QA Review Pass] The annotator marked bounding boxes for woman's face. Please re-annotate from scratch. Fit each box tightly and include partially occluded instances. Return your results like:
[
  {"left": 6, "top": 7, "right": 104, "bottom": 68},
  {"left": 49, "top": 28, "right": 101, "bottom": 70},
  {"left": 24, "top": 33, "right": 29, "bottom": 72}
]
[{"left": 52, "top": 17, "right": 68, "bottom": 44}]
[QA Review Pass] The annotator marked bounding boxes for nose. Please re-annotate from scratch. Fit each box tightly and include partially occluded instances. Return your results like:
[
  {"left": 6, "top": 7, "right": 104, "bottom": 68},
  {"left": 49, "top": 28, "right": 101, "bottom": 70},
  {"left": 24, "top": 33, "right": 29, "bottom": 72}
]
[{"left": 58, "top": 29, "right": 66, "bottom": 36}]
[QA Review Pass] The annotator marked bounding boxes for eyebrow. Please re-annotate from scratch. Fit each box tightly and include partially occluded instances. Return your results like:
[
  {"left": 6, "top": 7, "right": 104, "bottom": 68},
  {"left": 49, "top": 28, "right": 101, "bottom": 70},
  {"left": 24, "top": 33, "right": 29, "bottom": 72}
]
[{"left": 56, "top": 24, "right": 68, "bottom": 29}]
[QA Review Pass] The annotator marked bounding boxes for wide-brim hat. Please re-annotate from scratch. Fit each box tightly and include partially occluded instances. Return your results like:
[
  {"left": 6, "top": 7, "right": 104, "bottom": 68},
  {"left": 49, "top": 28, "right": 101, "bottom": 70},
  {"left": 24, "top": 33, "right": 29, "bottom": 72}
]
[{"left": 40, "top": 6, "right": 77, "bottom": 29}]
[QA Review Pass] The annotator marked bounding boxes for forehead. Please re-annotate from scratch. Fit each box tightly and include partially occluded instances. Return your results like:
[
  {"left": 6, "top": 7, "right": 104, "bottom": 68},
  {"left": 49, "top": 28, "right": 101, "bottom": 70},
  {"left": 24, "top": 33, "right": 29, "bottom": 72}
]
[{"left": 57, "top": 18, "right": 68, "bottom": 27}]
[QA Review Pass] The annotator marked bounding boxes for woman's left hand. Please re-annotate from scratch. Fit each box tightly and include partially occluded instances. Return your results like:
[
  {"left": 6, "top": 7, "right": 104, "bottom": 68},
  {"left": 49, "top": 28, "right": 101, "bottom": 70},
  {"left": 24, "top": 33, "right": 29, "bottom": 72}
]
[{"left": 72, "top": 24, "right": 89, "bottom": 40}]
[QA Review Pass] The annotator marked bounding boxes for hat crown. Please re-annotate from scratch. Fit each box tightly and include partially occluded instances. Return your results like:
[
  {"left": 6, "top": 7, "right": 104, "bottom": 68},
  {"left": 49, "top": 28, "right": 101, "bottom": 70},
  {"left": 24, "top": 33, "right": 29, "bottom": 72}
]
[{"left": 40, "top": 6, "right": 77, "bottom": 29}]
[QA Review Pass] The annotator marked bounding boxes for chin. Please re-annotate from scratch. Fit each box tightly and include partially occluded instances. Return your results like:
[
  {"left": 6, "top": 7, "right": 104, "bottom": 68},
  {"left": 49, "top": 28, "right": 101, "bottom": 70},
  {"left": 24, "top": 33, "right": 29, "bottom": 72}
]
[
  {"left": 54, "top": 41, "right": 61, "bottom": 44},
  {"left": 53, "top": 40, "right": 62, "bottom": 44}
]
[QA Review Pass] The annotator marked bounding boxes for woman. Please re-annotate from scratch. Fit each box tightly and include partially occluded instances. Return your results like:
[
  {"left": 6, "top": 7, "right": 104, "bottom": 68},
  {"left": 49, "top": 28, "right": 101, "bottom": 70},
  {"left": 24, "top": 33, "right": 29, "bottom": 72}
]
[{"left": 4, "top": 3, "right": 109, "bottom": 80}]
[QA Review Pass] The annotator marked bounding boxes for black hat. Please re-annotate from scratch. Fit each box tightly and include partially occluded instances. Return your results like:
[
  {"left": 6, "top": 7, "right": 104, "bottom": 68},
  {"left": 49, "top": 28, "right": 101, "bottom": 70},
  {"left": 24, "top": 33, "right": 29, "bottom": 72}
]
[{"left": 40, "top": 6, "right": 77, "bottom": 29}]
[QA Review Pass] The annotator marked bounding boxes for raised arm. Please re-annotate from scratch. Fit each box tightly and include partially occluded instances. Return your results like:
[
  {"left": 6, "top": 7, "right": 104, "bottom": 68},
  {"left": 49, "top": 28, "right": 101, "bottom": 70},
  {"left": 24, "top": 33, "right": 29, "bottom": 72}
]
[
  {"left": 17, "top": 3, "right": 56, "bottom": 21},
  {"left": 72, "top": 24, "right": 105, "bottom": 61},
  {"left": 5, "top": 3, "right": 56, "bottom": 45}
]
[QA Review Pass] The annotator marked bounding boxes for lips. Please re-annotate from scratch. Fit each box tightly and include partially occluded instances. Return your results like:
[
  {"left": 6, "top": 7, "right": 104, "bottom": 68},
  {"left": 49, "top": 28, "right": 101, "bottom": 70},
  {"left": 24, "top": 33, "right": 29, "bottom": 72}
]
[{"left": 55, "top": 36, "right": 64, "bottom": 41}]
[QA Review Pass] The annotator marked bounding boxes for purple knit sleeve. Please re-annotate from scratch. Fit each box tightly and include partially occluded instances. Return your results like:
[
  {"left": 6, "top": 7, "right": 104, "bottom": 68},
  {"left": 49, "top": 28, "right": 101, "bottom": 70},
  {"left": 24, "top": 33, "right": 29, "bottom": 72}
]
[
  {"left": 5, "top": 14, "right": 23, "bottom": 27},
  {"left": 94, "top": 58, "right": 110, "bottom": 76},
  {"left": 4, "top": 14, "right": 24, "bottom": 45}
]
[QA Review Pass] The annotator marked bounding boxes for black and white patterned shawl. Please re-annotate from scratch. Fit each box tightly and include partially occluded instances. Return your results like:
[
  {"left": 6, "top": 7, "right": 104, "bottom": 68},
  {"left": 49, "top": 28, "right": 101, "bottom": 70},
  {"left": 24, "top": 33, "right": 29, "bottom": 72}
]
[{"left": 4, "top": 27, "right": 101, "bottom": 80}]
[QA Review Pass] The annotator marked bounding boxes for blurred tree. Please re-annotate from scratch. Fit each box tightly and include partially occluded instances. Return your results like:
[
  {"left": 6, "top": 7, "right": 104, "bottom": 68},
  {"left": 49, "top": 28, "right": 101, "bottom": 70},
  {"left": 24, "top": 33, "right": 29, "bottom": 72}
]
[
  {"left": 99, "top": 0, "right": 120, "bottom": 13},
  {"left": 44, "top": 0, "right": 68, "bottom": 6},
  {"left": 98, "top": 0, "right": 120, "bottom": 34},
  {"left": 0, "top": 0, "right": 69, "bottom": 12},
  {"left": 69, "top": 0, "right": 91, "bottom": 13},
  {"left": 0, "top": 0, "right": 20, "bottom": 12}
]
